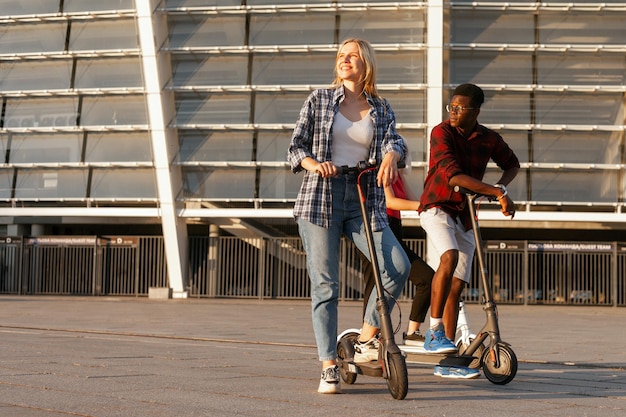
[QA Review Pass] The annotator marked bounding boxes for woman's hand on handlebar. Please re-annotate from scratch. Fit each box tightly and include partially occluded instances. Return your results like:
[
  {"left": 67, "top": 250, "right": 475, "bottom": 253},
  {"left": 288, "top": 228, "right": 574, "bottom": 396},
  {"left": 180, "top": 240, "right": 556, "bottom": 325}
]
[
  {"left": 377, "top": 151, "right": 400, "bottom": 187},
  {"left": 301, "top": 157, "right": 338, "bottom": 178},
  {"left": 314, "top": 161, "right": 338, "bottom": 178}
]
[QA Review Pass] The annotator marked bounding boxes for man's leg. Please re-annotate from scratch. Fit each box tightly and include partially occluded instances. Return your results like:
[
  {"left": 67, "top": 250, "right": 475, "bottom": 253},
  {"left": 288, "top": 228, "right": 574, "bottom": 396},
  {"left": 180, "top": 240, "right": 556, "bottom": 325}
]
[
  {"left": 442, "top": 225, "right": 476, "bottom": 340},
  {"left": 419, "top": 208, "right": 460, "bottom": 353},
  {"left": 443, "top": 277, "right": 466, "bottom": 341},
  {"left": 430, "top": 249, "right": 458, "bottom": 320}
]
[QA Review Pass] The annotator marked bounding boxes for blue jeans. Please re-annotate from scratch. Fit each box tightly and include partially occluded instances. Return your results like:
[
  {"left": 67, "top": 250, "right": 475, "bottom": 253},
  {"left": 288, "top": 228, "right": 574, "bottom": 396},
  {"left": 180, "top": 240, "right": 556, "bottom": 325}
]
[{"left": 297, "top": 175, "right": 410, "bottom": 361}]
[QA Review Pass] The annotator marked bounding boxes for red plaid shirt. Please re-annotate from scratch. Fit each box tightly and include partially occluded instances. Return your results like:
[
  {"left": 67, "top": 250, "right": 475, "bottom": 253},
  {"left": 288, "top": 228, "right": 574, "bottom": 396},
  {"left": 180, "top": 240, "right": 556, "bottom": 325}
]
[{"left": 419, "top": 120, "right": 520, "bottom": 230}]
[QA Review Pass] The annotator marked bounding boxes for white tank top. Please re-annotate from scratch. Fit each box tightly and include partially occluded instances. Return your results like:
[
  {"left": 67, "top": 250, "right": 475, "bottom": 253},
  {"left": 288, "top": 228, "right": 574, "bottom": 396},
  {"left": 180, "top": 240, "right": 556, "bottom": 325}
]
[{"left": 332, "top": 111, "right": 373, "bottom": 167}]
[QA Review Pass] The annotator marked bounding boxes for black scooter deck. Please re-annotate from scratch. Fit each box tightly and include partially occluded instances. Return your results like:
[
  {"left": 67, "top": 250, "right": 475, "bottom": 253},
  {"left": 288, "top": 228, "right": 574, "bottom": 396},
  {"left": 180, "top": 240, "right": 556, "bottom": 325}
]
[{"left": 400, "top": 345, "right": 475, "bottom": 367}]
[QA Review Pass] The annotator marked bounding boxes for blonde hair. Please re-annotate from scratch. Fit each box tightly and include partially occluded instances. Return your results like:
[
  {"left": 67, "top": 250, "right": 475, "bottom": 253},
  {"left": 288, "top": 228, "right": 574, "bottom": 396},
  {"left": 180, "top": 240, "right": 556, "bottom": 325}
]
[{"left": 331, "top": 38, "right": 379, "bottom": 99}]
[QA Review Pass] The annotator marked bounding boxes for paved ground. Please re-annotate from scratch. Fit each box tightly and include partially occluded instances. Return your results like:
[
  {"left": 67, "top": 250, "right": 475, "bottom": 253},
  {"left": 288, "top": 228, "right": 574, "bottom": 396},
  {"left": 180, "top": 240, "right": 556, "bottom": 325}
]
[{"left": 0, "top": 295, "right": 625, "bottom": 416}]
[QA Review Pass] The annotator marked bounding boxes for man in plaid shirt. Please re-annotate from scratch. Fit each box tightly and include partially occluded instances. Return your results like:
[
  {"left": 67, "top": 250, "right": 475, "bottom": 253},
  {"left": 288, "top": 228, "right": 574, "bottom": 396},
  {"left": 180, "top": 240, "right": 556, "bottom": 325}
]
[{"left": 418, "top": 83, "right": 519, "bottom": 379}]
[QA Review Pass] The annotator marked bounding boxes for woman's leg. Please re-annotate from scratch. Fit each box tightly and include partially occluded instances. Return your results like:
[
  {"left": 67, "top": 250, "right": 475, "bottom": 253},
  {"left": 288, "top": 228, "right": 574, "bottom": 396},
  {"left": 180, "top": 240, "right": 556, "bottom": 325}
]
[
  {"left": 297, "top": 217, "right": 342, "bottom": 362},
  {"left": 349, "top": 222, "right": 411, "bottom": 332}
]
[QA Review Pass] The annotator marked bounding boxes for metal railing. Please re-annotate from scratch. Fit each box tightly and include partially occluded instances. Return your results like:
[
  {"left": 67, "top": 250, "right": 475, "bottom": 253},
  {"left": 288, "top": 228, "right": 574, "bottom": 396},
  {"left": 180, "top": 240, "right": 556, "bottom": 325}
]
[{"left": 0, "top": 235, "right": 624, "bottom": 307}]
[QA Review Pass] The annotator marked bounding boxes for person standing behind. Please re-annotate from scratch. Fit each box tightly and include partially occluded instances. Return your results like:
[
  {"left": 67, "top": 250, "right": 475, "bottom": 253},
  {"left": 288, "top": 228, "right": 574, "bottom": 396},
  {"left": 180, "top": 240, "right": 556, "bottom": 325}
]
[
  {"left": 419, "top": 83, "right": 520, "bottom": 378},
  {"left": 360, "top": 166, "right": 434, "bottom": 347},
  {"left": 288, "top": 38, "right": 411, "bottom": 394}
]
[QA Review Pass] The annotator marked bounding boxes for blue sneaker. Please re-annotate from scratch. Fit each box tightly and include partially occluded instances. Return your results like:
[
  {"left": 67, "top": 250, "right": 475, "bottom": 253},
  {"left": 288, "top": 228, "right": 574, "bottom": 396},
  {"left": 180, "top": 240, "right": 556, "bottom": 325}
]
[
  {"left": 434, "top": 365, "right": 480, "bottom": 379},
  {"left": 424, "top": 326, "right": 457, "bottom": 353}
]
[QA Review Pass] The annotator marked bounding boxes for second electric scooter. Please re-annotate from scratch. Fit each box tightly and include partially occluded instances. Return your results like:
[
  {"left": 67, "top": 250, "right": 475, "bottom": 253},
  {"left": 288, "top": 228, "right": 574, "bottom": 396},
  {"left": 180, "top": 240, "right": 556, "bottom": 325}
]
[{"left": 401, "top": 187, "right": 517, "bottom": 384}]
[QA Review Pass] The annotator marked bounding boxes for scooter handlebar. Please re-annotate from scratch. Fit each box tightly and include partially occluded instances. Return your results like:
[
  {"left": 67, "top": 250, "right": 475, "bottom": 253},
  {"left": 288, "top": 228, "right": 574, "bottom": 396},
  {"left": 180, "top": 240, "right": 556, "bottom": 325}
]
[
  {"left": 338, "top": 159, "right": 406, "bottom": 175},
  {"left": 453, "top": 185, "right": 480, "bottom": 197}
]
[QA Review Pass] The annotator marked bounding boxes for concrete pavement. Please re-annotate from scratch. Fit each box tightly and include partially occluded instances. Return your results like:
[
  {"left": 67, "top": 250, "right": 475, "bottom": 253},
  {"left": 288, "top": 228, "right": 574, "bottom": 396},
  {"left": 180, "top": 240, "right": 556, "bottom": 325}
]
[{"left": 1, "top": 296, "right": 625, "bottom": 416}]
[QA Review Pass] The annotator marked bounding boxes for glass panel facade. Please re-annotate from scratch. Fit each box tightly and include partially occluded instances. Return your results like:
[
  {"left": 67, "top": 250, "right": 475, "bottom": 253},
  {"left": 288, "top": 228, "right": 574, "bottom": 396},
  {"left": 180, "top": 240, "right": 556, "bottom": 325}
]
[
  {"left": 377, "top": 51, "right": 426, "bottom": 84},
  {"left": 168, "top": 15, "right": 246, "bottom": 48},
  {"left": 0, "top": 22, "right": 66, "bottom": 54},
  {"left": 0, "top": 61, "right": 72, "bottom": 91},
  {"left": 254, "top": 92, "right": 308, "bottom": 125},
  {"left": 81, "top": 96, "right": 148, "bottom": 126},
  {"left": 533, "top": 131, "right": 621, "bottom": 164},
  {"left": 450, "top": 11, "right": 534, "bottom": 44},
  {"left": 0, "top": 4, "right": 151, "bottom": 207},
  {"left": 175, "top": 93, "right": 250, "bottom": 125},
  {"left": 166, "top": 0, "right": 240, "bottom": 6},
  {"left": 172, "top": 55, "right": 249, "bottom": 87},
  {"left": 256, "top": 131, "right": 291, "bottom": 162},
  {"left": 400, "top": 129, "right": 429, "bottom": 164},
  {"left": 179, "top": 131, "right": 253, "bottom": 162},
  {"left": 0, "top": 1, "right": 59, "bottom": 15},
  {"left": 4, "top": 98, "right": 78, "bottom": 128},
  {"left": 0, "top": 2, "right": 624, "bottom": 226},
  {"left": 69, "top": 20, "right": 138, "bottom": 51},
  {"left": 538, "top": 12, "right": 626, "bottom": 44},
  {"left": 252, "top": 53, "right": 334, "bottom": 85},
  {"left": 183, "top": 168, "right": 255, "bottom": 199},
  {"left": 75, "top": 58, "right": 143, "bottom": 89},
  {"left": 90, "top": 169, "right": 157, "bottom": 199},
  {"left": 85, "top": 132, "right": 152, "bottom": 163},
  {"left": 451, "top": 51, "right": 532, "bottom": 85},
  {"left": 449, "top": 3, "right": 625, "bottom": 211},
  {"left": 63, "top": 0, "right": 135, "bottom": 12},
  {"left": 534, "top": 92, "right": 623, "bottom": 126},
  {"left": 259, "top": 167, "right": 301, "bottom": 200},
  {"left": 168, "top": 4, "right": 429, "bottom": 203},
  {"left": 9, "top": 133, "right": 83, "bottom": 163},
  {"left": 15, "top": 169, "right": 88, "bottom": 199},
  {"left": 530, "top": 170, "right": 617, "bottom": 202},
  {"left": 249, "top": 14, "right": 335, "bottom": 45},
  {"left": 536, "top": 53, "right": 626, "bottom": 86},
  {"left": 0, "top": 168, "right": 13, "bottom": 199},
  {"left": 338, "top": 10, "right": 426, "bottom": 44}
]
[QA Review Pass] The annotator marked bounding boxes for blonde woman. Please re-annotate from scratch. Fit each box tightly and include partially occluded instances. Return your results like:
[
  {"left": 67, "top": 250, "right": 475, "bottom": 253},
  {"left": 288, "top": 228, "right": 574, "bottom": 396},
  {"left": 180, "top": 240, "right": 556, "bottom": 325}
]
[{"left": 288, "top": 38, "right": 410, "bottom": 394}]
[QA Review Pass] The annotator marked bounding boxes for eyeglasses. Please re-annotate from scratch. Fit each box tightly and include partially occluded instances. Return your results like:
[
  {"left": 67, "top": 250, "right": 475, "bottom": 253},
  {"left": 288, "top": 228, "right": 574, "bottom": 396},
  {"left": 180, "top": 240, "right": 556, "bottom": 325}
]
[{"left": 446, "top": 105, "right": 475, "bottom": 114}]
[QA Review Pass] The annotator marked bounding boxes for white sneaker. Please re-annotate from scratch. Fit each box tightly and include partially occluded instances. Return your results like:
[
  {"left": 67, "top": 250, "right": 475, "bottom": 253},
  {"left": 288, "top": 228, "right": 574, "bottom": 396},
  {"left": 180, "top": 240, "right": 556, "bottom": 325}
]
[
  {"left": 318, "top": 365, "right": 341, "bottom": 394},
  {"left": 353, "top": 336, "right": 380, "bottom": 362}
]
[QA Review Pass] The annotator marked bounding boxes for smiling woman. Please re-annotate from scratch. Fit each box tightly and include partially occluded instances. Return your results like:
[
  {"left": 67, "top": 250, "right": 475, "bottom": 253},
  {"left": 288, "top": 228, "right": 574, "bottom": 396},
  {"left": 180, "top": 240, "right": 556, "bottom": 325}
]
[{"left": 287, "top": 37, "right": 410, "bottom": 394}]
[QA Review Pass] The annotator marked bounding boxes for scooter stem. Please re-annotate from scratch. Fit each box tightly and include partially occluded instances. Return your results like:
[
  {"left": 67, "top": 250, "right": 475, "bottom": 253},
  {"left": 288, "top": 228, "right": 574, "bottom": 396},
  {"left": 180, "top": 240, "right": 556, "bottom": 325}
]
[{"left": 357, "top": 168, "right": 401, "bottom": 355}]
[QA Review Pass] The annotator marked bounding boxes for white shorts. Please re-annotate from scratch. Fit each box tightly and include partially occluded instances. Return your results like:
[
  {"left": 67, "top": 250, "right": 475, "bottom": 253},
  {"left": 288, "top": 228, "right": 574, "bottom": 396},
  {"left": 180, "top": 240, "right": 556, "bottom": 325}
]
[{"left": 420, "top": 207, "right": 476, "bottom": 283}]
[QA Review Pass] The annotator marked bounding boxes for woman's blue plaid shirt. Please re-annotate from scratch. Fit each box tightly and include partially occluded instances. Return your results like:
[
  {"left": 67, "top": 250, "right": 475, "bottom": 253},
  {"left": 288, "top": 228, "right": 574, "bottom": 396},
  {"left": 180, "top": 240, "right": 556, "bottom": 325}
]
[{"left": 288, "top": 86, "right": 407, "bottom": 230}]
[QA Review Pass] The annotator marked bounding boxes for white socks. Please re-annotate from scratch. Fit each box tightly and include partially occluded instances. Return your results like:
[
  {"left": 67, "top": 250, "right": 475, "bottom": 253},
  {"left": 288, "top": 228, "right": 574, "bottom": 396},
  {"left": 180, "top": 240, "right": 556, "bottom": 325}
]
[{"left": 429, "top": 317, "right": 443, "bottom": 329}]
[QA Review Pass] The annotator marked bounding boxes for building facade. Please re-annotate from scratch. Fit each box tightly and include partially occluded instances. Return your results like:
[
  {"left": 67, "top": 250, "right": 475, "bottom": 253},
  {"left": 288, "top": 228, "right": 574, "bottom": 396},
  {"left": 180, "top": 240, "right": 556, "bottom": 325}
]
[{"left": 0, "top": 0, "right": 625, "bottom": 297}]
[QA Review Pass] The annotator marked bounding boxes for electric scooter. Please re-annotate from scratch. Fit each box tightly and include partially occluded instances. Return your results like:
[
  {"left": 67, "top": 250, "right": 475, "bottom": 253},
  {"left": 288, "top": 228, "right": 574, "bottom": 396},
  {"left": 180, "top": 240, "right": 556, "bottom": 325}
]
[
  {"left": 335, "top": 161, "right": 409, "bottom": 400},
  {"left": 343, "top": 186, "right": 518, "bottom": 385},
  {"left": 455, "top": 186, "right": 517, "bottom": 384},
  {"left": 400, "top": 187, "right": 517, "bottom": 384}
]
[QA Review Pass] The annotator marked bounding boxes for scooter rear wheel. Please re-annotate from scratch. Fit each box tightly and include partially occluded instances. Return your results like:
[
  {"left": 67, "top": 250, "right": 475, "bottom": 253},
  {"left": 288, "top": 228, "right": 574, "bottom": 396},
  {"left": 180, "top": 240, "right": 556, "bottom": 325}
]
[
  {"left": 337, "top": 332, "right": 359, "bottom": 384},
  {"left": 481, "top": 343, "right": 517, "bottom": 385},
  {"left": 385, "top": 351, "right": 408, "bottom": 400}
]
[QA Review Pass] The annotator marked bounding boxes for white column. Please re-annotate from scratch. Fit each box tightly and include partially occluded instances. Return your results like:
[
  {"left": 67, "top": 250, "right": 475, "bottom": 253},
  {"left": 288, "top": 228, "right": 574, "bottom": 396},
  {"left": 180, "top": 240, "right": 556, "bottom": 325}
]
[
  {"left": 136, "top": 0, "right": 188, "bottom": 298},
  {"left": 427, "top": 0, "right": 444, "bottom": 142}
]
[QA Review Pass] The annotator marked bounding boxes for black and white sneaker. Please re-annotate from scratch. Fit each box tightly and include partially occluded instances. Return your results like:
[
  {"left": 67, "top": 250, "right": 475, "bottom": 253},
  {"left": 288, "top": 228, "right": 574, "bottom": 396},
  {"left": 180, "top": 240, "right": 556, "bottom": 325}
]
[
  {"left": 403, "top": 330, "right": 426, "bottom": 347},
  {"left": 318, "top": 365, "right": 341, "bottom": 394},
  {"left": 353, "top": 336, "right": 380, "bottom": 362}
]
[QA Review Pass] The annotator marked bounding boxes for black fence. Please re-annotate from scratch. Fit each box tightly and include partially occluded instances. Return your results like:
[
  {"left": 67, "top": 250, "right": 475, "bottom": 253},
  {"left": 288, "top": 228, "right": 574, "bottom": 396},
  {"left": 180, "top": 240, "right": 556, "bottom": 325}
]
[{"left": 1, "top": 235, "right": 625, "bottom": 306}]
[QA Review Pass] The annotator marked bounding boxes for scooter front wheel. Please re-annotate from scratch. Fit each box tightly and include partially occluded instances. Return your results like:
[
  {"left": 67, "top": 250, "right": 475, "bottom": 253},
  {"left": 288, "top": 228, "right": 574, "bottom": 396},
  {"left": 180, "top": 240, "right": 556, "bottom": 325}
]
[
  {"left": 385, "top": 351, "right": 408, "bottom": 400},
  {"left": 481, "top": 343, "right": 517, "bottom": 385}
]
